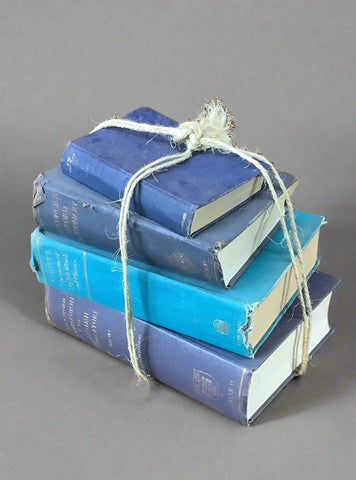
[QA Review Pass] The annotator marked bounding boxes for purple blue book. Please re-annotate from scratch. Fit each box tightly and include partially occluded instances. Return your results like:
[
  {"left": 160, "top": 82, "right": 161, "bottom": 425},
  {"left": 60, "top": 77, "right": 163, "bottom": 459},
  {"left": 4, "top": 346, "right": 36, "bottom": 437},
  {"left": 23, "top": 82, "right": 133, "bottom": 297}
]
[
  {"left": 33, "top": 165, "right": 297, "bottom": 288},
  {"left": 30, "top": 210, "right": 324, "bottom": 357},
  {"left": 43, "top": 271, "right": 339, "bottom": 424},
  {"left": 60, "top": 107, "right": 267, "bottom": 236}
]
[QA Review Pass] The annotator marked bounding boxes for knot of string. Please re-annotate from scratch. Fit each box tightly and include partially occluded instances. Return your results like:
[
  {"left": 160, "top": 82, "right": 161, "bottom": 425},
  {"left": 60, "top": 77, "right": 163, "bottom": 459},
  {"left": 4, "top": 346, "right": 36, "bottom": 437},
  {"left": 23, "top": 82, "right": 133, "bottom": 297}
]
[
  {"left": 172, "top": 100, "right": 235, "bottom": 151},
  {"left": 91, "top": 99, "right": 313, "bottom": 382},
  {"left": 174, "top": 121, "right": 205, "bottom": 151}
]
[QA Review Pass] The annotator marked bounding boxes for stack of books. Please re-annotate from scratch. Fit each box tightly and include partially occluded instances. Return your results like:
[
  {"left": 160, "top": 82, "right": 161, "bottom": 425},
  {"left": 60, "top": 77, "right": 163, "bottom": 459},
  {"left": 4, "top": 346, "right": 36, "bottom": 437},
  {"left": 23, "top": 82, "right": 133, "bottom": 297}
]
[{"left": 30, "top": 107, "right": 339, "bottom": 425}]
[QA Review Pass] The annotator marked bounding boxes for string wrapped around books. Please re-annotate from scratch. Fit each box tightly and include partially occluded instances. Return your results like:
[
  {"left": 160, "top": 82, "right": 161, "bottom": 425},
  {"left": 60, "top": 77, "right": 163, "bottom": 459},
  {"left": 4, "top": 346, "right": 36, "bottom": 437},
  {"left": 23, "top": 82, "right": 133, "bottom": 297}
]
[{"left": 91, "top": 99, "right": 313, "bottom": 382}]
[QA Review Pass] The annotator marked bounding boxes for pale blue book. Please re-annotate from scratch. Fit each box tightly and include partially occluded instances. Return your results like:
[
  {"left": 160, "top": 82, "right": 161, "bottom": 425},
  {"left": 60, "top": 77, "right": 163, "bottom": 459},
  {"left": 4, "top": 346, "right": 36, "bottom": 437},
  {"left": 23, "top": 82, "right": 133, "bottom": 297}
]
[{"left": 30, "top": 210, "right": 324, "bottom": 357}]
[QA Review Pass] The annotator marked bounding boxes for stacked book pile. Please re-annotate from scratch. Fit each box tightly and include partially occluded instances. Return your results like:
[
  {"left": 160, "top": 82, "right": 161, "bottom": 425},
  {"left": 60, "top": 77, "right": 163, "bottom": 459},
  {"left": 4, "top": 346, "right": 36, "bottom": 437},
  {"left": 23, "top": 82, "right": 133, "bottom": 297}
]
[{"left": 30, "top": 106, "right": 339, "bottom": 425}]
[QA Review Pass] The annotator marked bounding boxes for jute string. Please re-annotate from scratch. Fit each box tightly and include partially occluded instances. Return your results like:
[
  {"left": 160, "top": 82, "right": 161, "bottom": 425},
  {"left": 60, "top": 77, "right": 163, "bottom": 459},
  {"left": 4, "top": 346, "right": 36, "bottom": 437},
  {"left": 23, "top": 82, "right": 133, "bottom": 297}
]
[{"left": 91, "top": 99, "right": 313, "bottom": 381}]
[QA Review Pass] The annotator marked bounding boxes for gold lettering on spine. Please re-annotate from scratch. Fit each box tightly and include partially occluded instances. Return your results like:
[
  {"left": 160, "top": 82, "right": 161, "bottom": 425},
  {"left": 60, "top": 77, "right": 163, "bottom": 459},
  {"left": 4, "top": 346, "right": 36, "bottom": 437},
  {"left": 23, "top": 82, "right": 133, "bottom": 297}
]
[
  {"left": 107, "top": 329, "right": 113, "bottom": 348},
  {"left": 44, "top": 249, "right": 56, "bottom": 282},
  {"left": 62, "top": 205, "right": 70, "bottom": 233},
  {"left": 68, "top": 296, "right": 78, "bottom": 335},
  {"left": 83, "top": 311, "right": 89, "bottom": 333},
  {"left": 71, "top": 201, "right": 80, "bottom": 236},
  {"left": 91, "top": 310, "right": 99, "bottom": 347},
  {"left": 52, "top": 193, "right": 61, "bottom": 231}
]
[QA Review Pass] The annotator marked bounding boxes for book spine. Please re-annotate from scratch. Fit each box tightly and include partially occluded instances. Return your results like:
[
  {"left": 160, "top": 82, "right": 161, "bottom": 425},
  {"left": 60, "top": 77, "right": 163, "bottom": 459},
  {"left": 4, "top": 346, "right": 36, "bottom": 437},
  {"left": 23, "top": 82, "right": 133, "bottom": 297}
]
[
  {"left": 33, "top": 173, "right": 222, "bottom": 286},
  {"left": 44, "top": 286, "right": 251, "bottom": 424},
  {"left": 30, "top": 228, "right": 251, "bottom": 356},
  {"left": 61, "top": 142, "right": 194, "bottom": 236}
]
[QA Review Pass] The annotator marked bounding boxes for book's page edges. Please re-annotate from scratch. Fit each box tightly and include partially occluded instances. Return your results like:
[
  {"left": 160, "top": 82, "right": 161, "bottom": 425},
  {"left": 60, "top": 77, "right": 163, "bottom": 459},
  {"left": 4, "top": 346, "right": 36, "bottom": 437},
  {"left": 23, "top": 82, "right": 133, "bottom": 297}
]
[
  {"left": 225, "top": 223, "right": 281, "bottom": 288},
  {"left": 250, "top": 258, "right": 320, "bottom": 355},
  {"left": 189, "top": 272, "right": 339, "bottom": 368},
  {"left": 249, "top": 271, "right": 340, "bottom": 362},
  {"left": 199, "top": 171, "right": 297, "bottom": 245},
  {"left": 231, "top": 210, "right": 324, "bottom": 304},
  {"left": 247, "top": 328, "right": 335, "bottom": 425}
]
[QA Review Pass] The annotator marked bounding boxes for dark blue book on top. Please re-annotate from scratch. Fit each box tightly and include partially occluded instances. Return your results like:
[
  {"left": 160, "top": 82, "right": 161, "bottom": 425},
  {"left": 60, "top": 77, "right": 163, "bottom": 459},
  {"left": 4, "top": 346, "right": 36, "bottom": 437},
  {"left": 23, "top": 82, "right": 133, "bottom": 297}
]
[
  {"left": 60, "top": 107, "right": 265, "bottom": 236},
  {"left": 43, "top": 272, "right": 339, "bottom": 424},
  {"left": 33, "top": 166, "right": 297, "bottom": 287}
]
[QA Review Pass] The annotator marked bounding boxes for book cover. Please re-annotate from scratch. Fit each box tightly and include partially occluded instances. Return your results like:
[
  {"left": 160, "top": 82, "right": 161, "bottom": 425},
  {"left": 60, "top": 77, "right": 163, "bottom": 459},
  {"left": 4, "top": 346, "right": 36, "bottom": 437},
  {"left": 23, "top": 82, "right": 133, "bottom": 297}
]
[
  {"left": 60, "top": 107, "right": 265, "bottom": 236},
  {"left": 30, "top": 210, "right": 324, "bottom": 357},
  {"left": 33, "top": 165, "right": 297, "bottom": 287},
  {"left": 44, "top": 271, "right": 339, "bottom": 424}
]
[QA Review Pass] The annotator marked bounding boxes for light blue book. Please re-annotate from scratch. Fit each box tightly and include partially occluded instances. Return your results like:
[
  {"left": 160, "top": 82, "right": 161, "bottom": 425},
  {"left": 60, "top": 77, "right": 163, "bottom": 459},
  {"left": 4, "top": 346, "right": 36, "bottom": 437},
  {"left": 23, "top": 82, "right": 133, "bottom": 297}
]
[{"left": 30, "top": 210, "right": 324, "bottom": 357}]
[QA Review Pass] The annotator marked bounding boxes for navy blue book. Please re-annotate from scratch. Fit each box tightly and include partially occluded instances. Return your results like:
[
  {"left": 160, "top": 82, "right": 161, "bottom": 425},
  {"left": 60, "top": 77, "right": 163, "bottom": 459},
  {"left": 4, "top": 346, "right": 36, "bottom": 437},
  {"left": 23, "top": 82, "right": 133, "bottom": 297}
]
[
  {"left": 60, "top": 107, "right": 266, "bottom": 236},
  {"left": 33, "top": 165, "right": 297, "bottom": 287},
  {"left": 44, "top": 271, "right": 339, "bottom": 424}
]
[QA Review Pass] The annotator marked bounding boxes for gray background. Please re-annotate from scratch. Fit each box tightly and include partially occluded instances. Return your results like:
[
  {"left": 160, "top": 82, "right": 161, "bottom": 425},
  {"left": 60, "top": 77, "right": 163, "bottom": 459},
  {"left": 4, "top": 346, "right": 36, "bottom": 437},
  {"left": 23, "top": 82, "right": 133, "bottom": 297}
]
[{"left": 1, "top": 1, "right": 355, "bottom": 479}]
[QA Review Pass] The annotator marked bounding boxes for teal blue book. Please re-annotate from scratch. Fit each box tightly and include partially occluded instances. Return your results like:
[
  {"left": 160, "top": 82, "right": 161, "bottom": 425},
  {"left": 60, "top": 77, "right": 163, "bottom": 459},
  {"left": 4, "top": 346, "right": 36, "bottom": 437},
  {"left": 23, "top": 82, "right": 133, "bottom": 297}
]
[{"left": 30, "top": 210, "right": 324, "bottom": 357}]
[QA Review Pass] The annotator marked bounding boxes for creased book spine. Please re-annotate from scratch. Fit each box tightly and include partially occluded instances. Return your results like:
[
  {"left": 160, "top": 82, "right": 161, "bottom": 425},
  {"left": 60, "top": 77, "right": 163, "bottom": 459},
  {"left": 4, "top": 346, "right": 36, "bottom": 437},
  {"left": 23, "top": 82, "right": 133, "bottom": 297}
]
[
  {"left": 33, "top": 165, "right": 297, "bottom": 288},
  {"left": 43, "top": 271, "right": 338, "bottom": 424},
  {"left": 30, "top": 210, "right": 324, "bottom": 357}
]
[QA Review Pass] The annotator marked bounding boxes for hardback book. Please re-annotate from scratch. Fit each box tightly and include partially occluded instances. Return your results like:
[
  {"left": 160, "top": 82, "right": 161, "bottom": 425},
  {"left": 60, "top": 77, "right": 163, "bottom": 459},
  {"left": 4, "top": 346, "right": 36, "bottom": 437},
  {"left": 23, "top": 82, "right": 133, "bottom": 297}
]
[
  {"left": 60, "top": 107, "right": 266, "bottom": 236},
  {"left": 33, "top": 165, "right": 298, "bottom": 288},
  {"left": 43, "top": 271, "right": 339, "bottom": 424},
  {"left": 30, "top": 210, "right": 324, "bottom": 357}
]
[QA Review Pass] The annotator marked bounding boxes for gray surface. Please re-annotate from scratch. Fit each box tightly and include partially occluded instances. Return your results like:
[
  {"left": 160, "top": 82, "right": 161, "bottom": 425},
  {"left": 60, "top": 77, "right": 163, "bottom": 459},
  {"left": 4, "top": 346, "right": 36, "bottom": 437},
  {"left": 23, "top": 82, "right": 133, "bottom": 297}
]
[{"left": 1, "top": 1, "right": 355, "bottom": 478}]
